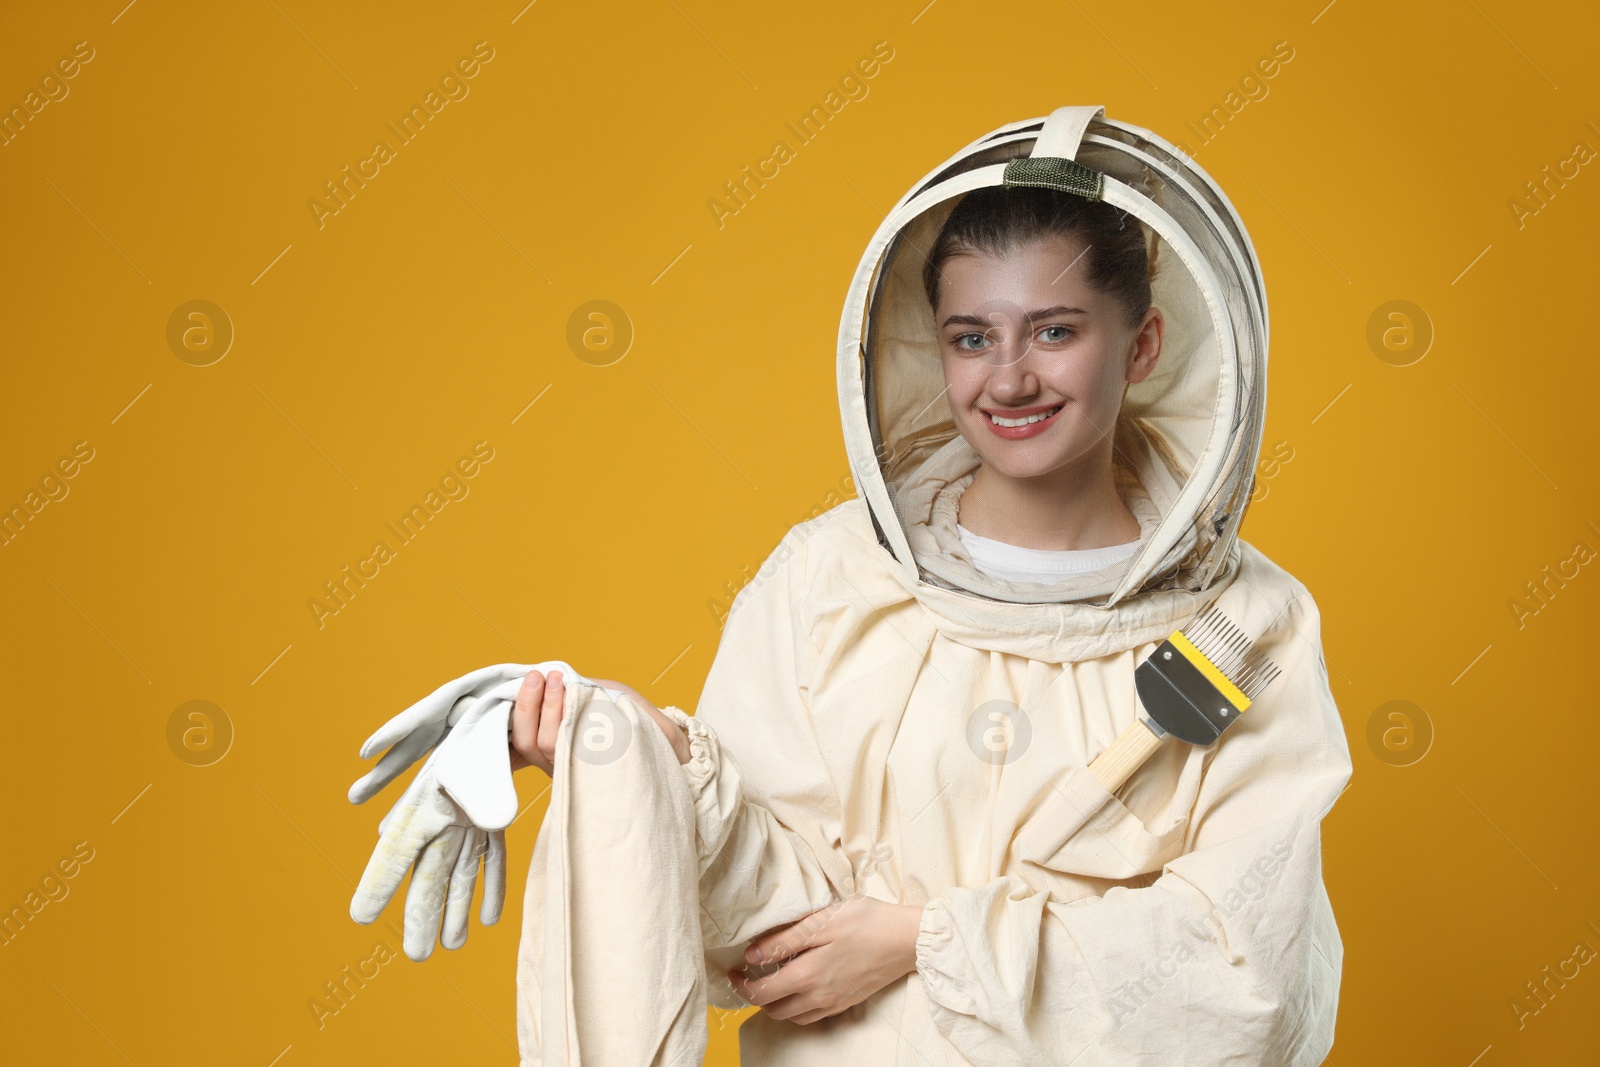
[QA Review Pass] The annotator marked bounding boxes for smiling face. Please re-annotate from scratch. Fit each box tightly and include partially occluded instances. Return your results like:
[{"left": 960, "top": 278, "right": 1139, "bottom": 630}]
[{"left": 934, "top": 233, "right": 1163, "bottom": 486}]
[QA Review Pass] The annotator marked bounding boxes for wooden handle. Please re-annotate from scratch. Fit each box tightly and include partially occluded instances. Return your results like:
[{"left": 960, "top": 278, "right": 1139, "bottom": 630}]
[{"left": 1087, "top": 719, "right": 1166, "bottom": 793}]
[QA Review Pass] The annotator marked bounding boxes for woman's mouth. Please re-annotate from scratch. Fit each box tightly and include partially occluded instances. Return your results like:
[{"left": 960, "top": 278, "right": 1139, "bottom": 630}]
[{"left": 982, "top": 403, "right": 1064, "bottom": 440}]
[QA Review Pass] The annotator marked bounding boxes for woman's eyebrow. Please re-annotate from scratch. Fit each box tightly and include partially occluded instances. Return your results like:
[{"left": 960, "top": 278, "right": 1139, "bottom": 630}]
[
  {"left": 941, "top": 313, "right": 992, "bottom": 328},
  {"left": 940, "top": 305, "right": 1088, "bottom": 329},
  {"left": 1027, "top": 305, "right": 1087, "bottom": 319}
]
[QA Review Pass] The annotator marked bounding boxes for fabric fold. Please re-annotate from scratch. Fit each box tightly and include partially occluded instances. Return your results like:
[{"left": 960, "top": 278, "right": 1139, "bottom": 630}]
[{"left": 515, "top": 683, "right": 707, "bottom": 1066}]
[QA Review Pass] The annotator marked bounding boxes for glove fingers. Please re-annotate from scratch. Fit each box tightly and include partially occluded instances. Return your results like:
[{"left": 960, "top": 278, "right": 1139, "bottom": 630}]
[
  {"left": 403, "top": 823, "right": 467, "bottom": 961},
  {"left": 359, "top": 663, "right": 529, "bottom": 760},
  {"left": 441, "top": 827, "right": 485, "bottom": 950},
  {"left": 352, "top": 782, "right": 453, "bottom": 925},
  {"left": 449, "top": 675, "right": 517, "bottom": 727},
  {"left": 348, "top": 718, "right": 447, "bottom": 805},
  {"left": 480, "top": 829, "right": 507, "bottom": 926}
]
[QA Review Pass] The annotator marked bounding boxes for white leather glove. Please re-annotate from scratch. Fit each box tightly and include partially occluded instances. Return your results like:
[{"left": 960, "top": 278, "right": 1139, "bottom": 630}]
[
  {"left": 348, "top": 660, "right": 589, "bottom": 805},
  {"left": 351, "top": 678, "right": 528, "bottom": 959}
]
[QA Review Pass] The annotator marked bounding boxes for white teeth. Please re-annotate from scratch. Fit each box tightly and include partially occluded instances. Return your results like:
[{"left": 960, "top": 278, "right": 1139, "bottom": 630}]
[{"left": 988, "top": 405, "right": 1062, "bottom": 428}]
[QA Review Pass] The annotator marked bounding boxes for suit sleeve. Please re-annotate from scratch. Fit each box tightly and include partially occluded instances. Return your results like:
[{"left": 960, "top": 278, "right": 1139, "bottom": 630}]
[
  {"left": 913, "top": 583, "right": 1354, "bottom": 1066},
  {"left": 659, "top": 522, "right": 856, "bottom": 1010}
]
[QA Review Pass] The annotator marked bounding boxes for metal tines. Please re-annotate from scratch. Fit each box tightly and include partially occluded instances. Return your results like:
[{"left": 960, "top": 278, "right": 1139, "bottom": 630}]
[{"left": 1183, "top": 604, "right": 1281, "bottom": 701}]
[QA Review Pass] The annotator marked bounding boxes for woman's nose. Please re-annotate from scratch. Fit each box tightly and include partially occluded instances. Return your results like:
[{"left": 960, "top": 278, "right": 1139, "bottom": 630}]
[{"left": 987, "top": 333, "right": 1038, "bottom": 397}]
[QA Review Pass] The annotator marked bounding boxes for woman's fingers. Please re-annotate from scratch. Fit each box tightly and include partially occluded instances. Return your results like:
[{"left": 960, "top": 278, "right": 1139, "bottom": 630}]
[
  {"left": 536, "top": 669, "right": 566, "bottom": 766},
  {"left": 511, "top": 670, "right": 552, "bottom": 776},
  {"left": 729, "top": 953, "right": 818, "bottom": 1013},
  {"left": 730, "top": 955, "right": 852, "bottom": 1024},
  {"left": 728, "top": 965, "right": 782, "bottom": 1007},
  {"left": 749, "top": 908, "right": 834, "bottom": 965}
]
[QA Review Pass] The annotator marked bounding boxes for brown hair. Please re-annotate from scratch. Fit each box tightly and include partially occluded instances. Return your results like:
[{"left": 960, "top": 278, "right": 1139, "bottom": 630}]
[{"left": 921, "top": 186, "right": 1156, "bottom": 329}]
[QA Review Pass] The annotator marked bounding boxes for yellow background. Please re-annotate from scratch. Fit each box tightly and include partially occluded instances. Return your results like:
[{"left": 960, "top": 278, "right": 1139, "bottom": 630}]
[{"left": 2, "top": 0, "right": 1596, "bottom": 1063}]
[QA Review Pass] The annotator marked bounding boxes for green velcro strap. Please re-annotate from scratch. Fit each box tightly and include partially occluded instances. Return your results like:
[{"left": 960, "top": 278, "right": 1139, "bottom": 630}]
[{"left": 1002, "top": 156, "right": 1104, "bottom": 200}]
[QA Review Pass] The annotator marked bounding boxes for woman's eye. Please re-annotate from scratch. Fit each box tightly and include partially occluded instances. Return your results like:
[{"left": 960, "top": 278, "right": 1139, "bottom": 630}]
[
  {"left": 1037, "top": 325, "right": 1072, "bottom": 344},
  {"left": 953, "top": 332, "right": 989, "bottom": 352}
]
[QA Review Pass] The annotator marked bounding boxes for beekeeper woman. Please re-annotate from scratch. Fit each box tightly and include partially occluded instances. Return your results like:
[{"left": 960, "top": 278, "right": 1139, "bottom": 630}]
[{"left": 511, "top": 105, "right": 1351, "bottom": 1066}]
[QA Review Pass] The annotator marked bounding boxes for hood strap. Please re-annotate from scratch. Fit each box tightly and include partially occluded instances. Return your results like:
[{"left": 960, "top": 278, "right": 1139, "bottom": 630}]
[{"left": 1029, "top": 103, "right": 1105, "bottom": 158}]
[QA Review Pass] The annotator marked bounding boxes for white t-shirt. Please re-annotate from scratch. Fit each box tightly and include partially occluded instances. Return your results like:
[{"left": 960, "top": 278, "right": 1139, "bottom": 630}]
[{"left": 956, "top": 523, "right": 1140, "bottom": 584}]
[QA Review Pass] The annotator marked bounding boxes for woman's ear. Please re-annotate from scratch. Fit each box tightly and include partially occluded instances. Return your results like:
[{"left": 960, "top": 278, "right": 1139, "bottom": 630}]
[{"left": 1126, "top": 307, "right": 1164, "bottom": 384}]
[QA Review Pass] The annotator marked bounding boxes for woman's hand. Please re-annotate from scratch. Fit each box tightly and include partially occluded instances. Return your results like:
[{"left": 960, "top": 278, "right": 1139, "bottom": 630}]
[
  {"left": 509, "top": 669, "right": 690, "bottom": 777},
  {"left": 727, "top": 897, "right": 923, "bottom": 1025}
]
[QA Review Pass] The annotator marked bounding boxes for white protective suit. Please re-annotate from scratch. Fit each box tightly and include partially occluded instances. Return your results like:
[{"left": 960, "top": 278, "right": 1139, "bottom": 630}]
[{"left": 514, "top": 105, "right": 1352, "bottom": 1066}]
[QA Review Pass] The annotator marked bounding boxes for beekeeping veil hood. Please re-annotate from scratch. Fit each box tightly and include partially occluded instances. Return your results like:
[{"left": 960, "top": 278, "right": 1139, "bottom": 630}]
[{"left": 838, "top": 105, "right": 1267, "bottom": 609}]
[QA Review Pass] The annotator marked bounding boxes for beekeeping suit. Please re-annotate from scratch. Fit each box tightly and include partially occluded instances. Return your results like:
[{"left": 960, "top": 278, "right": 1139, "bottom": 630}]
[{"left": 513, "top": 105, "right": 1352, "bottom": 1066}]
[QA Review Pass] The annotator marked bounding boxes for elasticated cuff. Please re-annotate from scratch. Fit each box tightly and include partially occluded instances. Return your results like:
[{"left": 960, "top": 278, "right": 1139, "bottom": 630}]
[
  {"left": 660, "top": 706, "right": 714, "bottom": 786},
  {"left": 914, "top": 896, "right": 972, "bottom": 1014},
  {"left": 658, "top": 705, "right": 731, "bottom": 869}
]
